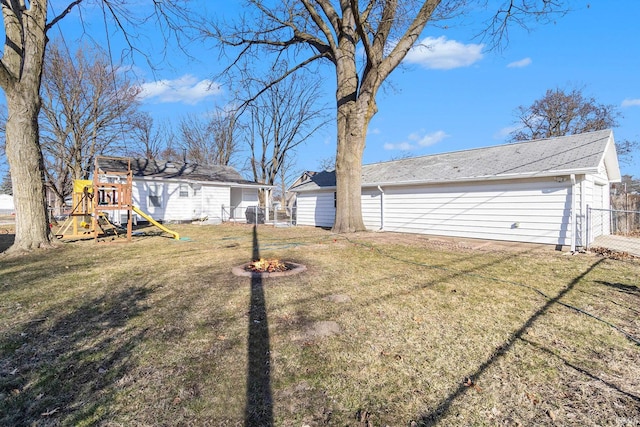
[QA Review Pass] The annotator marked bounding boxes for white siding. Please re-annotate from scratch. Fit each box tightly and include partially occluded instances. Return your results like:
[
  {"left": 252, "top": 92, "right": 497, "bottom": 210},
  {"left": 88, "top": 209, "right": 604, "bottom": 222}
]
[
  {"left": 130, "top": 180, "right": 163, "bottom": 223},
  {"left": 131, "top": 179, "right": 231, "bottom": 223},
  {"left": 163, "top": 182, "right": 197, "bottom": 221},
  {"left": 201, "top": 185, "right": 231, "bottom": 223},
  {"left": 590, "top": 183, "right": 610, "bottom": 238},
  {"left": 575, "top": 175, "right": 587, "bottom": 248},
  {"left": 376, "top": 178, "right": 573, "bottom": 245},
  {"left": 296, "top": 192, "right": 335, "bottom": 227},
  {"left": 362, "top": 189, "right": 382, "bottom": 230}
]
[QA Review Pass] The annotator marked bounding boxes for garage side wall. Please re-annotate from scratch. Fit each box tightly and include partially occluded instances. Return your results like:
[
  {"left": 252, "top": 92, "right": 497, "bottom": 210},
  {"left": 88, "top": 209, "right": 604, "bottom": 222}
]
[
  {"left": 362, "top": 189, "right": 382, "bottom": 230},
  {"left": 296, "top": 192, "right": 335, "bottom": 228},
  {"left": 377, "top": 178, "right": 573, "bottom": 245}
]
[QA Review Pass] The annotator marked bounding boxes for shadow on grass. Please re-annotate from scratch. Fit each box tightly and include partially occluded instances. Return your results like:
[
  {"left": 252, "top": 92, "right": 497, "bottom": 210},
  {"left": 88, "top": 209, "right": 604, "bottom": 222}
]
[
  {"left": 418, "top": 258, "right": 605, "bottom": 425},
  {"left": 245, "top": 225, "right": 273, "bottom": 426},
  {"left": 0, "top": 286, "right": 151, "bottom": 426},
  {"left": 520, "top": 338, "right": 640, "bottom": 403},
  {"left": 0, "top": 232, "right": 15, "bottom": 253},
  {"left": 595, "top": 280, "right": 639, "bottom": 295}
]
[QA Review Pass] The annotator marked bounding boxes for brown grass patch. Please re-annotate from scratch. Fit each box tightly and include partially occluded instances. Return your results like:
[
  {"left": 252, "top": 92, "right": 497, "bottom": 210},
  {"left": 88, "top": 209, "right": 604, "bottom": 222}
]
[{"left": 1, "top": 223, "right": 639, "bottom": 426}]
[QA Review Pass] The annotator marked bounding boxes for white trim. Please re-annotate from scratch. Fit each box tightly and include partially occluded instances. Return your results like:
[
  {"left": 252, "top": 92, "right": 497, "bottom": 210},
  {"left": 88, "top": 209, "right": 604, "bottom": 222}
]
[
  {"left": 570, "top": 174, "right": 576, "bottom": 252},
  {"left": 377, "top": 185, "right": 385, "bottom": 230},
  {"left": 132, "top": 176, "right": 274, "bottom": 189},
  {"left": 293, "top": 169, "right": 604, "bottom": 193}
]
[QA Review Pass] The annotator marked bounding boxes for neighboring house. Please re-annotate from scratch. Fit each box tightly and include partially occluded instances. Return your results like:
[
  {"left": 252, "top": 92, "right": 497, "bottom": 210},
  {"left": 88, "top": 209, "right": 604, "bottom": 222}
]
[
  {"left": 96, "top": 158, "right": 270, "bottom": 224},
  {"left": 291, "top": 129, "right": 621, "bottom": 250},
  {"left": 285, "top": 171, "right": 319, "bottom": 215},
  {"left": 0, "top": 193, "right": 14, "bottom": 215}
]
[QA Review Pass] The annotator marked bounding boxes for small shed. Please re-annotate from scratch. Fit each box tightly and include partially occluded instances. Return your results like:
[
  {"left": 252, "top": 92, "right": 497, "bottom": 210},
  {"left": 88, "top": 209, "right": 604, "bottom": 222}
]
[
  {"left": 291, "top": 130, "right": 621, "bottom": 249},
  {"left": 96, "top": 158, "right": 269, "bottom": 224}
]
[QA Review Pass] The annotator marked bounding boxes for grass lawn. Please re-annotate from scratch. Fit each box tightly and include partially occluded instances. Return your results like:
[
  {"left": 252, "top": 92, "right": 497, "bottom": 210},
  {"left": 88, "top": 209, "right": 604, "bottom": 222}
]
[{"left": 1, "top": 223, "right": 639, "bottom": 426}]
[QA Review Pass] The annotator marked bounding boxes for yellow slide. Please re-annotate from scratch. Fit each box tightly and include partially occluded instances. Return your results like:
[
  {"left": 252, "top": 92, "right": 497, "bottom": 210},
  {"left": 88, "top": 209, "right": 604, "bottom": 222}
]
[{"left": 132, "top": 206, "right": 180, "bottom": 240}]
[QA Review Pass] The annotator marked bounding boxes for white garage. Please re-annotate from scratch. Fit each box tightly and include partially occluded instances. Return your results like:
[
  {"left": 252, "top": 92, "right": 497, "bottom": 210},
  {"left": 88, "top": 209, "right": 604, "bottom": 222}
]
[{"left": 291, "top": 130, "right": 621, "bottom": 250}]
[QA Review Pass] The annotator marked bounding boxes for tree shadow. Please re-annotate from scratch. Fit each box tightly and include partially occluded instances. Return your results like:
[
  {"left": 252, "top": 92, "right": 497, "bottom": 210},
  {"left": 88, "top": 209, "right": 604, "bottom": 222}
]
[
  {"left": 520, "top": 337, "right": 640, "bottom": 403},
  {"left": 0, "top": 231, "right": 15, "bottom": 253},
  {"left": 595, "top": 280, "right": 639, "bottom": 295},
  {"left": 0, "top": 286, "right": 151, "bottom": 425},
  {"left": 417, "top": 258, "right": 605, "bottom": 425},
  {"left": 245, "top": 225, "right": 273, "bottom": 426}
]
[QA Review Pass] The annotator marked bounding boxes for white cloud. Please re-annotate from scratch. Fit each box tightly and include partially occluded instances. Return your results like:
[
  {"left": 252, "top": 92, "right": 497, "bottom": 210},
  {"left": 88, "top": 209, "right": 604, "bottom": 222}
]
[
  {"left": 384, "top": 142, "right": 413, "bottom": 150},
  {"left": 138, "top": 74, "right": 223, "bottom": 104},
  {"left": 404, "top": 36, "right": 484, "bottom": 70},
  {"left": 621, "top": 98, "right": 640, "bottom": 107},
  {"left": 494, "top": 125, "right": 522, "bottom": 139},
  {"left": 507, "top": 57, "right": 532, "bottom": 68},
  {"left": 384, "top": 130, "right": 449, "bottom": 151}
]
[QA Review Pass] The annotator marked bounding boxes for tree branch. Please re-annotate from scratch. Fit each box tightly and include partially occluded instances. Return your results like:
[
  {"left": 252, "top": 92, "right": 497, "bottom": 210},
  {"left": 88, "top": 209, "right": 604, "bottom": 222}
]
[
  {"left": 301, "top": 0, "right": 338, "bottom": 55},
  {"left": 45, "top": 0, "right": 84, "bottom": 32}
]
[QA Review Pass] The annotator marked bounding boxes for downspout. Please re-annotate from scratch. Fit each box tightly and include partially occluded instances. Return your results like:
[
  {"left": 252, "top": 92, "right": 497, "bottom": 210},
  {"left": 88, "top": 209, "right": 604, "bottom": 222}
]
[
  {"left": 200, "top": 185, "right": 204, "bottom": 220},
  {"left": 377, "top": 186, "right": 384, "bottom": 230},
  {"left": 570, "top": 174, "right": 576, "bottom": 253},
  {"left": 580, "top": 178, "right": 586, "bottom": 249}
]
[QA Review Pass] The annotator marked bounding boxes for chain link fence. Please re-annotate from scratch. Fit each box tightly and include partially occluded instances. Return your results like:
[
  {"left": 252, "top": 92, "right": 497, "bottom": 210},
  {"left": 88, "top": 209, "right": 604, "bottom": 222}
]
[
  {"left": 587, "top": 203, "right": 640, "bottom": 256},
  {"left": 221, "top": 205, "right": 297, "bottom": 226}
]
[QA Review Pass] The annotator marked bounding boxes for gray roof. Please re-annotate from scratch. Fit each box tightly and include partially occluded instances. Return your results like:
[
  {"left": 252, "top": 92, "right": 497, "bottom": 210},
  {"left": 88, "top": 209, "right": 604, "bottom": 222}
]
[
  {"left": 292, "top": 129, "right": 620, "bottom": 192},
  {"left": 96, "top": 158, "right": 262, "bottom": 186}
]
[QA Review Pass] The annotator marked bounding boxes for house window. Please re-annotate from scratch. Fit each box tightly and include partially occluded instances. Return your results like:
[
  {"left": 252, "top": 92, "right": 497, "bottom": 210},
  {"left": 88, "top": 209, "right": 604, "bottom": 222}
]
[
  {"left": 334, "top": 192, "right": 337, "bottom": 208},
  {"left": 149, "top": 185, "right": 162, "bottom": 208},
  {"left": 179, "top": 184, "right": 189, "bottom": 198}
]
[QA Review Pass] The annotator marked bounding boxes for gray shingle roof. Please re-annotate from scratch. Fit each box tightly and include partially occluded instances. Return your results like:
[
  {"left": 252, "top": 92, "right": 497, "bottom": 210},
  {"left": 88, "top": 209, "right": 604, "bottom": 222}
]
[
  {"left": 292, "top": 130, "right": 618, "bottom": 191},
  {"left": 96, "top": 158, "right": 261, "bottom": 186}
]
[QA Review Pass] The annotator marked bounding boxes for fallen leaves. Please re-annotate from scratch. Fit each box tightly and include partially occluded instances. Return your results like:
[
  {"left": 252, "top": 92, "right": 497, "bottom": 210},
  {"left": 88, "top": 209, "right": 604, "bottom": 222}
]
[{"left": 463, "top": 377, "right": 482, "bottom": 392}]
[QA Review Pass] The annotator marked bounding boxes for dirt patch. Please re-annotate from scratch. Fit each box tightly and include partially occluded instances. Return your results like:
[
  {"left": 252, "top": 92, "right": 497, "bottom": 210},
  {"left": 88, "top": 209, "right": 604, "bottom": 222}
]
[
  {"left": 323, "top": 294, "right": 352, "bottom": 303},
  {"left": 298, "top": 321, "right": 342, "bottom": 341}
]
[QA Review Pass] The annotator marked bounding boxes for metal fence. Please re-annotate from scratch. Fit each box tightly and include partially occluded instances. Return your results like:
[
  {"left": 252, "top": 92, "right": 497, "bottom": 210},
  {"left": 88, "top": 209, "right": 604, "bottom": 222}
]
[
  {"left": 587, "top": 206, "right": 640, "bottom": 256},
  {"left": 221, "top": 205, "right": 297, "bottom": 226}
]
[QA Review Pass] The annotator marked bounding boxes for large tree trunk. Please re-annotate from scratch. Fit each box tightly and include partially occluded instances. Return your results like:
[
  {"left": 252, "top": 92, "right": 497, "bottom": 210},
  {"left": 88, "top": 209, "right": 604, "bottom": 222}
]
[
  {"left": 5, "top": 90, "right": 54, "bottom": 252},
  {"left": 1, "top": 0, "right": 54, "bottom": 253},
  {"left": 333, "top": 102, "right": 367, "bottom": 233},
  {"left": 332, "top": 31, "right": 368, "bottom": 233}
]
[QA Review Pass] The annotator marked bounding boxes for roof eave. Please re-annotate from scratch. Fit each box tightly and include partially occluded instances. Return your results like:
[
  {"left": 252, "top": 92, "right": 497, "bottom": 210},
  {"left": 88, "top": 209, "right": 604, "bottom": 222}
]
[
  {"left": 292, "top": 169, "right": 600, "bottom": 192},
  {"left": 131, "top": 175, "right": 271, "bottom": 188},
  {"left": 602, "top": 132, "right": 622, "bottom": 182}
]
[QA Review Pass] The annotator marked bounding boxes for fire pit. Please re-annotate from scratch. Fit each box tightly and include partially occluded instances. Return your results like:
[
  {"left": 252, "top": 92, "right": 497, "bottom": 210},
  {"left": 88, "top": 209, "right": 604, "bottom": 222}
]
[{"left": 232, "top": 258, "right": 307, "bottom": 278}]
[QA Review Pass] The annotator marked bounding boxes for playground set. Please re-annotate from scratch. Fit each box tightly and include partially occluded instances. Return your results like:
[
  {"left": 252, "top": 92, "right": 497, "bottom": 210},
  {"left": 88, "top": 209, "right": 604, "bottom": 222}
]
[{"left": 55, "top": 156, "right": 180, "bottom": 242}]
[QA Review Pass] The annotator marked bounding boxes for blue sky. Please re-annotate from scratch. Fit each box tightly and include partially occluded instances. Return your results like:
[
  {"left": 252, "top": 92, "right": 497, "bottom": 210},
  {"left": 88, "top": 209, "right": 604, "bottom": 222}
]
[{"left": 2, "top": 1, "right": 640, "bottom": 180}]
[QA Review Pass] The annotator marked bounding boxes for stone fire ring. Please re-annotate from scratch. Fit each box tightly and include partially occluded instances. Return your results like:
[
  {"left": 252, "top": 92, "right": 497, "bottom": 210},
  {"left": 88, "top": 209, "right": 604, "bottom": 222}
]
[{"left": 232, "top": 262, "right": 307, "bottom": 278}]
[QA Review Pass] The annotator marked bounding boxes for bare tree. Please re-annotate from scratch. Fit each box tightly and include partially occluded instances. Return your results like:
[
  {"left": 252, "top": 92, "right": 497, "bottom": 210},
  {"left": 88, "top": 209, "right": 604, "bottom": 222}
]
[
  {"left": 0, "top": 0, "right": 192, "bottom": 253},
  {"left": 616, "top": 139, "right": 638, "bottom": 167},
  {"left": 0, "top": 171, "right": 12, "bottom": 196},
  {"left": 510, "top": 86, "right": 621, "bottom": 142},
  {"left": 40, "top": 41, "right": 141, "bottom": 215},
  {"left": 1, "top": 1, "right": 54, "bottom": 251},
  {"left": 210, "top": 0, "right": 571, "bottom": 233},
  {"left": 129, "top": 112, "right": 176, "bottom": 161},
  {"left": 245, "top": 70, "right": 327, "bottom": 206},
  {"left": 317, "top": 156, "right": 335, "bottom": 171},
  {"left": 275, "top": 154, "right": 299, "bottom": 207},
  {"left": 178, "top": 109, "right": 240, "bottom": 166}
]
